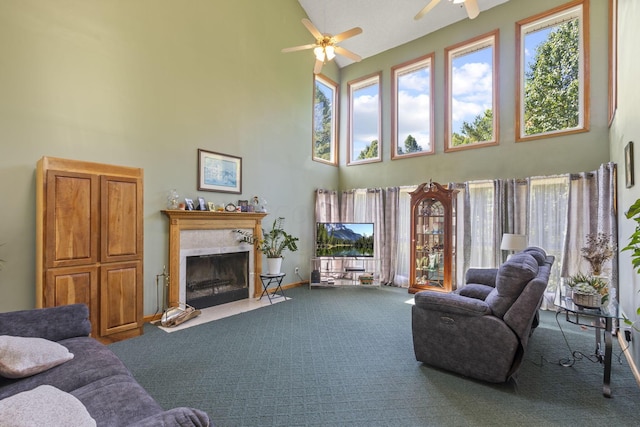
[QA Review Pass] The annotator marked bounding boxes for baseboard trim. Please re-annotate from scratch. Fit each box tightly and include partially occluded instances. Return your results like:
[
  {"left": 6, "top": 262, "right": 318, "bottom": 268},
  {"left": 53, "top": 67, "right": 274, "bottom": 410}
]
[
  {"left": 143, "top": 280, "right": 308, "bottom": 323},
  {"left": 618, "top": 332, "right": 640, "bottom": 388}
]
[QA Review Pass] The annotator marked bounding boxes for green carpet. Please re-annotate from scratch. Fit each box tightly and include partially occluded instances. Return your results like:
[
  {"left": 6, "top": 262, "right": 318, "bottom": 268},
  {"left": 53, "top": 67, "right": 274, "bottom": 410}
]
[{"left": 109, "top": 286, "right": 640, "bottom": 426}]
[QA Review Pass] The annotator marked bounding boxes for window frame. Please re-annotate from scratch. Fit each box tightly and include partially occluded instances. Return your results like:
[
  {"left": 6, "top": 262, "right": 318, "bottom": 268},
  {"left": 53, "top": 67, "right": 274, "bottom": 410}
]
[
  {"left": 515, "top": 0, "right": 590, "bottom": 142},
  {"left": 391, "top": 53, "right": 435, "bottom": 160},
  {"left": 444, "top": 29, "right": 500, "bottom": 152},
  {"left": 347, "top": 72, "right": 382, "bottom": 165},
  {"left": 312, "top": 74, "right": 339, "bottom": 166}
]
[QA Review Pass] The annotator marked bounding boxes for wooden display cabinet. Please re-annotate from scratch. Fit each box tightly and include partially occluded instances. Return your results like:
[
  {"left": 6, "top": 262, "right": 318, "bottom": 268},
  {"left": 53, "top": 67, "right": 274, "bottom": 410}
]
[{"left": 408, "top": 181, "right": 458, "bottom": 294}]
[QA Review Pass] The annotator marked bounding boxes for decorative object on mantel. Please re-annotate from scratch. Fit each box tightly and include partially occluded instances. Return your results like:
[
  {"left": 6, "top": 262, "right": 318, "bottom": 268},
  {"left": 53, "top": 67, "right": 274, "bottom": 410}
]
[
  {"left": 252, "top": 196, "right": 267, "bottom": 213},
  {"left": 235, "top": 217, "right": 299, "bottom": 275},
  {"left": 566, "top": 272, "right": 609, "bottom": 308},
  {"left": 166, "top": 189, "right": 179, "bottom": 209},
  {"left": 581, "top": 232, "right": 614, "bottom": 276}
]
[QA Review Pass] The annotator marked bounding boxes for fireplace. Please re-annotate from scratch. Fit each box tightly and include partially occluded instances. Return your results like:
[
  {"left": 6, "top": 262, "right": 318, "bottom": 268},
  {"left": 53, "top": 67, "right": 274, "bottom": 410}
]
[
  {"left": 162, "top": 210, "right": 268, "bottom": 307},
  {"left": 185, "top": 251, "right": 249, "bottom": 309}
]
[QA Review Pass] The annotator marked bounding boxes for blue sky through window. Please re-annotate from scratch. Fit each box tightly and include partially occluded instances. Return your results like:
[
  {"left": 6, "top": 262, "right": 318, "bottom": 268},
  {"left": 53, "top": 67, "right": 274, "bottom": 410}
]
[
  {"left": 352, "top": 82, "right": 379, "bottom": 157},
  {"left": 451, "top": 46, "right": 493, "bottom": 134},
  {"left": 397, "top": 66, "right": 431, "bottom": 152}
]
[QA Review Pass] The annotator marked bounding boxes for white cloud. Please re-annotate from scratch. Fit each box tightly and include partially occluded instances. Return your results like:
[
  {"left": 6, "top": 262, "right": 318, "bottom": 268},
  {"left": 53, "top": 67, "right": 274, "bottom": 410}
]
[
  {"left": 451, "top": 62, "right": 493, "bottom": 132},
  {"left": 352, "top": 93, "right": 380, "bottom": 154},
  {"left": 397, "top": 91, "right": 431, "bottom": 150}
]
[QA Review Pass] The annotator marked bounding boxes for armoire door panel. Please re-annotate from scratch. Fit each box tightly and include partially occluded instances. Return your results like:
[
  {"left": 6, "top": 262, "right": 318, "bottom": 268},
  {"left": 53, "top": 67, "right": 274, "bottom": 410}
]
[
  {"left": 101, "top": 176, "right": 142, "bottom": 262},
  {"left": 100, "top": 261, "right": 143, "bottom": 336},
  {"left": 45, "top": 266, "right": 98, "bottom": 332},
  {"left": 46, "top": 170, "right": 99, "bottom": 268}
]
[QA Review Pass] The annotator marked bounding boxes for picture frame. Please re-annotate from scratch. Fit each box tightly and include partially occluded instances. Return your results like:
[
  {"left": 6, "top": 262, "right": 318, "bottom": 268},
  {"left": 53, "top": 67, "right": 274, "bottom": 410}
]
[
  {"left": 626, "top": 141, "right": 634, "bottom": 188},
  {"left": 197, "top": 197, "right": 207, "bottom": 211},
  {"left": 238, "top": 199, "right": 249, "bottom": 212},
  {"left": 184, "top": 198, "right": 195, "bottom": 211},
  {"left": 207, "top": 202, "right": 216, "bottom": 211},
  {"left": 198, "top": 149, "right": 242, "bottom": 194}
]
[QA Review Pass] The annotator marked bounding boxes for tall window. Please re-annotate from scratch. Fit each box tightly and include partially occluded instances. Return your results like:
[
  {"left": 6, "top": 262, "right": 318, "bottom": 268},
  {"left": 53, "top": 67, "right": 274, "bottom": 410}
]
[
  {"left": 348, "top": 72, "right": 382, "bottom": 165},
  {"left": 445, "top": 30, "right": 499, "bottom": 152},
  {"left": 391, "top": 53, "right": 435, "bottom": 159},
  {"left": 516, "top": 0, "right": 589, "bottom": 141},
  {"left": 313, "top": 74, "right": 338, "bottom": 165}
]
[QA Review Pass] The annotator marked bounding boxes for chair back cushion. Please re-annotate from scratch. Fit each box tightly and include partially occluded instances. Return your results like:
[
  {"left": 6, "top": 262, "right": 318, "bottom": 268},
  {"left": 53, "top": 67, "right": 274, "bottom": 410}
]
[{"left": 485, "top": 252, "right": 538, "bottom": 318}]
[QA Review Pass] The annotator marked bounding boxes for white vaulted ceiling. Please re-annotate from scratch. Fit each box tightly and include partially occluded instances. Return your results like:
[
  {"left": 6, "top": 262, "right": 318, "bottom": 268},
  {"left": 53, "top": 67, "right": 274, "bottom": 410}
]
[{"left": 296, "top": 0, "right": 510, "bottom": 67}]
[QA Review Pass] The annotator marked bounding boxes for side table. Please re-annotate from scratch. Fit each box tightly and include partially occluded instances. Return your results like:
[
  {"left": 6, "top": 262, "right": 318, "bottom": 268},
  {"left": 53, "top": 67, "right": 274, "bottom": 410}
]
[
  {"left": 554, "top": 287, "right": 619, "bottom": 397},
  {"left": 259, "top": 273, "right": 286, "bottom": 304}
]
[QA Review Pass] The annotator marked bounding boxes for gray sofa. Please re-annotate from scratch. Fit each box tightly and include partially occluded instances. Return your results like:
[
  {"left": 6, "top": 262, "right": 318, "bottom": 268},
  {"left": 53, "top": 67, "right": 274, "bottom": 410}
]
[
  {"left": 0, "top": 304, "right": 210, "bottom": 426},
  {"left": 412, "top": 247, "right": 554, "bottom": 383}
]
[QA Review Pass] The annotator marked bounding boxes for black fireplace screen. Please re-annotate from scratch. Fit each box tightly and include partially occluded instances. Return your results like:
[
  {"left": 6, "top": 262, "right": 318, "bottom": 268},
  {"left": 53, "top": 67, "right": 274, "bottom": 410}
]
[{"left": 185, "top": 251, "right": 249, "bottom": 309}]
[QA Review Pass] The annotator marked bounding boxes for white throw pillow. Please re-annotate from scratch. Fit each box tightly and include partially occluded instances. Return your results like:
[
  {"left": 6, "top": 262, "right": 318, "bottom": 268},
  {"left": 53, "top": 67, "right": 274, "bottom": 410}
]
[
  {"left": 0, "top": 385, "right": 96, "bottom": 427},
  {"left": 0, "top": 335, "right": 74, "bottom": 379}
]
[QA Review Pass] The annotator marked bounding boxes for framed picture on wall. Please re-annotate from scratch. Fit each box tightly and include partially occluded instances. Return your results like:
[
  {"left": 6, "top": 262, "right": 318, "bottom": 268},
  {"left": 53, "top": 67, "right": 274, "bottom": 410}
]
[
  {"left": 198, "top": 149, "right": 242, "bottom": 194},
  {"left": 626, "top": 141, "right": 634, "bottom": 188}
]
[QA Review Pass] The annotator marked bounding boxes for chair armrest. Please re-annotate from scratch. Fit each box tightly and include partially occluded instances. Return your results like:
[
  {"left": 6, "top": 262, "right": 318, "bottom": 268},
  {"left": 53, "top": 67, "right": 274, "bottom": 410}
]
[
  {"left": 465, "top": 268, "right": 498, "bottom": 287},
  {"left": 457, "top": 283, "right": 494, "bottom": 300},
  {"left": 414, "top": 291, "right": 492, "bottom": 317},
  {"left": 0, "top": 304, "right": 91, "bottom": 341}
]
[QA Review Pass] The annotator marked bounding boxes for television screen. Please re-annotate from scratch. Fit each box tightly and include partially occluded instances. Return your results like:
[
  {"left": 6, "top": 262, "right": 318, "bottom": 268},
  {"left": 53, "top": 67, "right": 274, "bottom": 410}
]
[{"left": 315, "top": 222, "right": 374, "bottom": 257}]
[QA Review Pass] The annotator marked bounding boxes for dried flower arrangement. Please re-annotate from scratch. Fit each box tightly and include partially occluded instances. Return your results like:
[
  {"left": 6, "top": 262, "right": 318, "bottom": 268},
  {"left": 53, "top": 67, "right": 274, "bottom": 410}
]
[{"left": 580, "top": 232, "right": 614, "bottom": 276}]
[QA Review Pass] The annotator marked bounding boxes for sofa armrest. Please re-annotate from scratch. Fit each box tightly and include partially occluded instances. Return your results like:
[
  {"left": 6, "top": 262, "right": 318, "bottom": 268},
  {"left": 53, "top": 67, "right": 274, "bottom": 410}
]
[
  {"left": 0, "top": 304, "right": 91, "bottom": 341},
  {"left": 129, "top": 407, "right": 210, "bottom": 427},
  {"left": 465, "top": 268, "right": 498, "bottom": 287},
  {"left": 414, "top": 291, "right": 492, "bottom": 317}
]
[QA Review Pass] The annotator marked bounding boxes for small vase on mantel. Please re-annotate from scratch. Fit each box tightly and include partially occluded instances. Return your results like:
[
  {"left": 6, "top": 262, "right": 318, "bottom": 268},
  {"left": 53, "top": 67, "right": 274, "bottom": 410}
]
[{"left": 266, "top": 257, "right": 283, "bottom": 275}]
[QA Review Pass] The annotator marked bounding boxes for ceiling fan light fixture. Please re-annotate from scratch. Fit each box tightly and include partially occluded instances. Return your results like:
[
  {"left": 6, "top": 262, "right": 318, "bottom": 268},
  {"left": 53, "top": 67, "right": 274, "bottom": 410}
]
[
  {"left": 314, "top": 46, "right": 325, "bottom": 62},
  {"left": 325, "top": 45, "right": 336, "bottom": 61}
]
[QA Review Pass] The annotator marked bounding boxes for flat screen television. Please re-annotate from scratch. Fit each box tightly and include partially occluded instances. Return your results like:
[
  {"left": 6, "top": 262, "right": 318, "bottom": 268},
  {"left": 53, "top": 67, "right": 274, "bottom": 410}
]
[{"left": 315, "top": 222, "right": 374, "bottom": 257}]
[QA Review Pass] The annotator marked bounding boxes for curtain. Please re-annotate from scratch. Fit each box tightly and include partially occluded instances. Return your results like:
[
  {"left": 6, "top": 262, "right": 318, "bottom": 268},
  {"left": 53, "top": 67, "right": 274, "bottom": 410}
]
[
  {"left": 382, "top": 187, "right": 399, "bottom": 285},
  {"left": 562, "top": 163, "right": 618, "bottom": 297},
  {"left": 466, "top": 181, "right": 497, "bottom": 268},
  {"left": 391, "top": 186, "right": 416, "bottom": 287},
  {"left": 315, "top": 189, "right": 339, "bottom": 222}
]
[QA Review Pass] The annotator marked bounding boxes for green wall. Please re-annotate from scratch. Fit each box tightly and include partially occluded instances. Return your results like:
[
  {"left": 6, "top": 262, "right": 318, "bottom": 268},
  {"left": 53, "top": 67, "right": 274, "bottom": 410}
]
[
  {"left": 611, "top": 0, "right": 640, "bottom": 362},
  {"left": 0, "top": 0, "right": 338, "bottom": 312},
  {"left": 338, "top": 0, "right": 610, "bottom": 189}
]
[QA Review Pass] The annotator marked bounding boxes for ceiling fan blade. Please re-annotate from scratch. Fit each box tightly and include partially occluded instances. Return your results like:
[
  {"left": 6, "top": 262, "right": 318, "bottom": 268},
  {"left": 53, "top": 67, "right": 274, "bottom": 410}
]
[
  {"left": 334, "top": 46, "right": 362, "bottom": 63},
  {"left": 313, "top": 59, "right": 324, "bottom": 75},
  {"left": 302, "top": 18, "right": 324, "bottom": 40},
  {"left": 465, "top": 0, "right": 480, "bottom": 19},
  {"left": 281, "top": 43, "right": 317, "bottom": 53},
  {"left": 332, "top": 27, "right": 363, "bottom": 43},
  {"left": 414, "top": 0, "right": 441, "bottom": 20}
]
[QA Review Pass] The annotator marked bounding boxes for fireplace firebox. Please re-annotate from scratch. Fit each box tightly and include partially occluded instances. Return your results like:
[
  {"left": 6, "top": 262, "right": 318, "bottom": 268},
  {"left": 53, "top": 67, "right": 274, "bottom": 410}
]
[{"left": 185, "top": 251, "right": 249, "bottom": 309}]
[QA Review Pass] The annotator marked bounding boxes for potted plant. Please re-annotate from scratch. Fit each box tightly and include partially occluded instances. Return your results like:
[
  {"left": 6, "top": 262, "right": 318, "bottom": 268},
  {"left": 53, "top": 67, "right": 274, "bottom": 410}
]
[
  {"left": 622, "top": 199, "right": 640, "bottom": 329},
  {"left": 566, "top": 272, "right": 609, "bottom": 308},
  {"left": 235, "top": 217, "right": 298, "bottom": 274}
]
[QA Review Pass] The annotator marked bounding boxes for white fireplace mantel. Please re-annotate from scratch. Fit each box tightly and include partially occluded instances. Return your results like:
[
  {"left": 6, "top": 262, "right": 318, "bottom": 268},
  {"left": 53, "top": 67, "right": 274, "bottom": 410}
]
[{"left": 162, "top": 210, "right": 268, "bottom": 303}]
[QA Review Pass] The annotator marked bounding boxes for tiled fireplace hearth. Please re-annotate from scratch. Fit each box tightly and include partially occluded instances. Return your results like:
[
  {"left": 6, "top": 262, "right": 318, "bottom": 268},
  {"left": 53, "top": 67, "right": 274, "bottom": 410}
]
[{"left": 162, "top": 210, "right": 268, "bottom": 306}]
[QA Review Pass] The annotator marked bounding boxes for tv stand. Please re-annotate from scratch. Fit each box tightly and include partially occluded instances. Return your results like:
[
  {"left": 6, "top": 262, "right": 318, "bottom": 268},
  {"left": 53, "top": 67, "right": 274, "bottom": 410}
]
[{"left": 309, "top": 257, "right": 380, "bottom": 288}]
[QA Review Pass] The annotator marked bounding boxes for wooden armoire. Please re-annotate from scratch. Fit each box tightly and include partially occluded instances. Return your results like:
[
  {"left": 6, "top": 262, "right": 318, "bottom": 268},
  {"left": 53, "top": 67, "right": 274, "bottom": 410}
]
[{"left": 36, "top": 156, "right": 144, "bottom": 343}]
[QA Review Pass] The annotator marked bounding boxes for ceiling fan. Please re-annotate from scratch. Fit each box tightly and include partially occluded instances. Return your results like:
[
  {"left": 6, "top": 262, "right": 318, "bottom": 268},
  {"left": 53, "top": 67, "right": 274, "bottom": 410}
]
[
  {"left": 282, "top": 18, "right": 363, "bottom": 74},
  {"left": 415, "top": 0, "right": 480, "bottom": 21}
]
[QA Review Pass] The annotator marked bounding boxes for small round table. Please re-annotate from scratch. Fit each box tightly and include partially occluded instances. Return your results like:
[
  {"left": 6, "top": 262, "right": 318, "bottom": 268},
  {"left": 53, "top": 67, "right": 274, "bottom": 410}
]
[{"left": 259, "top": 273, "right": 286, "bottom": 304}]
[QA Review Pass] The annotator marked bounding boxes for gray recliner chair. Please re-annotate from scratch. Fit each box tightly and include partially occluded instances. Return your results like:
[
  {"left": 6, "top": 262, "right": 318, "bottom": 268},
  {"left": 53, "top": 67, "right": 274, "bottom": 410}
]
[{"left": 411, "top": 247, "right": 554, "bottom": 383}]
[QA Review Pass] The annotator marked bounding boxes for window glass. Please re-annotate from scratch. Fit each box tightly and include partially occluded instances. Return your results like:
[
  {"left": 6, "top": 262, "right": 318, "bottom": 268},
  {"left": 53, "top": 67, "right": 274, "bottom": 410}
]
[
  {"left": 445, "top": 31, "right": 499, "bottom": 151},
  {"left": 313, "top": 74, "right": 338, "bottom": 165},
  {"left": 392, "top": 54, "right": 434, "bottom": 159},
  {"left": 348, "top": 72, "right": 382, "bottom": 165},
  {"left": 517, "top": 1, "right": 588, "bottom": 140}
]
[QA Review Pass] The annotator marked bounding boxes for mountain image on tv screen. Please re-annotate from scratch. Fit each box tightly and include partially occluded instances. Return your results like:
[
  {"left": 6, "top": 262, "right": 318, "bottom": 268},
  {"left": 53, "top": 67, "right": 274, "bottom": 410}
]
[{"left": 315, "top": 223, "right": 374, "bottom": 257}]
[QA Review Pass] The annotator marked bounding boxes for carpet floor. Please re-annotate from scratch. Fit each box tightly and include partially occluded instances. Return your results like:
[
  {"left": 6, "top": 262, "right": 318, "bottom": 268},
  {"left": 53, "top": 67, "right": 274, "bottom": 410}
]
[{"left": 109, "top": 286, "right": 640, "bottom": 426}]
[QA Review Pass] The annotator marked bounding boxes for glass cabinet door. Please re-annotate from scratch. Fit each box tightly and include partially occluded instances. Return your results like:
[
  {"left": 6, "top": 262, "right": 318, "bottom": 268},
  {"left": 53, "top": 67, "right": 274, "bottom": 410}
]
[{"left": 415, "top": 198, "right": 445, "bottom": 288}]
